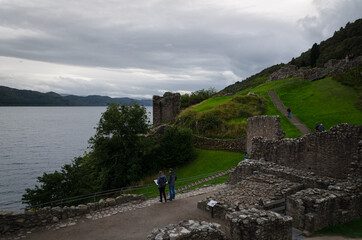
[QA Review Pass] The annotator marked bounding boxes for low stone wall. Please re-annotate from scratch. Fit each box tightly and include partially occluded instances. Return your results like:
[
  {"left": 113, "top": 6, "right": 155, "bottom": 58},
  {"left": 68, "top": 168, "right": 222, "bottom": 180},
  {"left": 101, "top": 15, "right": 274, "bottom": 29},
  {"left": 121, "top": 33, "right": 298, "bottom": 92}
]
[
  {"left": 193, "top": 135, "right": 246, "bottom": 152},
  {"left": 225, "top": 209, "right": 293, "bottom": 240},
  {"left": 287, "top": 188, "right": 362, "bottom": 235},
  {"left": 147, "top": 220, "right": 227, "bottom": 240},
  {"left": 250, "top": 124, "right": 362, "bottom": 179},
  {"left": 0, "top": 194, "right": 145, "bottom": 235},
  {"left": 246, "top": 116, "right": 285, "bottom": 154}
]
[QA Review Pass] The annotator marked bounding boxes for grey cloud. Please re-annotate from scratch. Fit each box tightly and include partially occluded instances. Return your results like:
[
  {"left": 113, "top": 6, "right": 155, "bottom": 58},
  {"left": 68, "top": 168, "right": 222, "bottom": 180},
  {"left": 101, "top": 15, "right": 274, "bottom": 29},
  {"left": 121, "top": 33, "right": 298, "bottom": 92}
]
[{"left": 0, "top": 1, "right": 361, "bottom": 97}]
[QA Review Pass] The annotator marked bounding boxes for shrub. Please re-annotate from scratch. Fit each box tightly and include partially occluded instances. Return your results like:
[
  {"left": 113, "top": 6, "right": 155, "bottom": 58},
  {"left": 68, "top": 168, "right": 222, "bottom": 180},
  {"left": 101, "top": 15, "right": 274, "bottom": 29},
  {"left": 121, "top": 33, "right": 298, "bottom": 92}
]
[{"left": 181, "top": 88, "right": 217, "bottom": 108}]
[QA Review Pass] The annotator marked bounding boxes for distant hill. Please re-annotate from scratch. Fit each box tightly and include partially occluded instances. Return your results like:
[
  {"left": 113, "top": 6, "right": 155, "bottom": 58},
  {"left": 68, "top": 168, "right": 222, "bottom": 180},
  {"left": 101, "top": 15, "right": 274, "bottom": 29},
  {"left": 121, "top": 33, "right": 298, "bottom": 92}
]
[
  {"left": 223, "top": 18, "right": 362, "bottom": 93},
  {"left": 0, "top": 86, "right": 152, "bottom": 106}
]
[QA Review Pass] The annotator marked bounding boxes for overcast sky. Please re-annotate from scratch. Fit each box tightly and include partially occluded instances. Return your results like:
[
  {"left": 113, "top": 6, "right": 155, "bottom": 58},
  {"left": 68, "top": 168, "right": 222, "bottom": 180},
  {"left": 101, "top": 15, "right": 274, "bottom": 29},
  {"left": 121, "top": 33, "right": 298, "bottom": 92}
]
[{"left": 0, "top": 0, "right": 361, "bottom": 98}]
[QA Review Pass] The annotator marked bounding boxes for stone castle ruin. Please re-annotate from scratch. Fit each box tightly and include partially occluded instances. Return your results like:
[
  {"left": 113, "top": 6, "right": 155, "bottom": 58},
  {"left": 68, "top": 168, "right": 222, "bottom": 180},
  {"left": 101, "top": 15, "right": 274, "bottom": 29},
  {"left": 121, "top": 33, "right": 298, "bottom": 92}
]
[
  {"left": 149, "top": 116, "right": 361, "bottom": 239},
  {"left": 153, "top": 92, "right": 181, "bottom": 126},
  {"left": 196, "top": 119, "right": 362, "bottom": 238}
]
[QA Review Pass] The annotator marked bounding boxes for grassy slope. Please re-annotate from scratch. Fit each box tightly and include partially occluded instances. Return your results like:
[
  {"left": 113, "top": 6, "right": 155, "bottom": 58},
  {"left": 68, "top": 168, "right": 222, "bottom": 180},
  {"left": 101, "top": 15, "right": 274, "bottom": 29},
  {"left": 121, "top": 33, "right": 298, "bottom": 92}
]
[
  {"left": 316, "top": 218, "right": 362, "bottom": 238},
  {"left": 191, "top": 78, "right": 302, "bottom": 138},
  {"left": 242, "top": 79, "right": 302, "bottom": 138},
  {"left": 192, "top": 96, "right": 234, "bottom": 112},
  {"left": 176, "top": 148, "right": 243, "bottom": 178},
  {"left": 276, "top": 77, "right": 362, "bottom": 130}
]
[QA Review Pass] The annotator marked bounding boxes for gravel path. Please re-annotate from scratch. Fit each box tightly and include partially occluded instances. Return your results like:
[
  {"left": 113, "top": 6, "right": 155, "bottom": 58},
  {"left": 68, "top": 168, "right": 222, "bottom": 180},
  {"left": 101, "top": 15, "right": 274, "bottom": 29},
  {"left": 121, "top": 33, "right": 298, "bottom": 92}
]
[{"left": 267, "top": 90, "right": 312, "bottom": 135}]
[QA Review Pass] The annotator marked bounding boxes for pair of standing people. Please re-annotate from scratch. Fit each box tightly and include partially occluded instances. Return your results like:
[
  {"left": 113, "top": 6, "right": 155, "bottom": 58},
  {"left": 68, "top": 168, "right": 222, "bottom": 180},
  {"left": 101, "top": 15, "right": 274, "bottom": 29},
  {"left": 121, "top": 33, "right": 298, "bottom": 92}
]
[{"left": 157, "top": 168, "right": 177, "bottom": 203}]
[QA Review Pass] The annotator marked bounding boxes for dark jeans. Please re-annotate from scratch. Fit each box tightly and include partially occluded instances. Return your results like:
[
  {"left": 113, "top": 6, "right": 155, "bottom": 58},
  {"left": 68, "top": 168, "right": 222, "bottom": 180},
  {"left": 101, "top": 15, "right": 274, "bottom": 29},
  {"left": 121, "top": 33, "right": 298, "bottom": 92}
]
[
  {"left": 159, "top": 186, "right": 167, "bottom": 202},
  {"left": 169, "top": 185, "right": 175, "bottom": 200}
]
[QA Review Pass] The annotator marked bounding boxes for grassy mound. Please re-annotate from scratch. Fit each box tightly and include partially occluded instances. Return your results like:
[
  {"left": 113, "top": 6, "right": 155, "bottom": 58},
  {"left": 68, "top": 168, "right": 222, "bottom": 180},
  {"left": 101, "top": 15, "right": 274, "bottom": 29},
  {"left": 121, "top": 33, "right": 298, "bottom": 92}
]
[{"left": 176, "top": 95, "right": 265, "bottom": 138}]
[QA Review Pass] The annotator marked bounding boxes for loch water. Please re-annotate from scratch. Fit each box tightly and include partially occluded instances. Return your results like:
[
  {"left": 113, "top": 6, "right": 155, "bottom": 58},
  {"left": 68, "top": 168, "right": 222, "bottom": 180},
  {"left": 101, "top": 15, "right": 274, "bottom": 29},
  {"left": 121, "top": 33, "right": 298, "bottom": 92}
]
[{"left": 0, "top": 106, "right": 152, "bottom": 211}]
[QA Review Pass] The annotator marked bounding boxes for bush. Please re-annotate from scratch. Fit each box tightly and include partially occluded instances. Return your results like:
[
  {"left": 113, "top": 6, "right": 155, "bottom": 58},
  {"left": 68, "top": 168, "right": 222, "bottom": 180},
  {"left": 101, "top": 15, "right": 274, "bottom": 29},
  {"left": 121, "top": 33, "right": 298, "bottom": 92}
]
[{"left": 181, "top": 88, "right": 216, "bottom": 108}]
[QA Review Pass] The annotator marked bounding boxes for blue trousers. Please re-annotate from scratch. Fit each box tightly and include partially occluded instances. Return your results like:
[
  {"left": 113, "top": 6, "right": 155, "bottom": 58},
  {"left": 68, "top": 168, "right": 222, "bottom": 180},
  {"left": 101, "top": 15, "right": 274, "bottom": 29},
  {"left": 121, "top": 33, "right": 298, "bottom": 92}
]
[{"left": 169, "top": 185, "right": 175, "bottom": 200}]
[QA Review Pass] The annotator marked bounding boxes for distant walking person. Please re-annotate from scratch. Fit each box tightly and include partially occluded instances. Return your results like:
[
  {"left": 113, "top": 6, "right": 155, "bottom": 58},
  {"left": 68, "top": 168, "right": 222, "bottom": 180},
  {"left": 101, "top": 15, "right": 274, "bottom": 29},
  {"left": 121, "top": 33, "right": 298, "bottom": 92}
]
[
  {"left": 315, "top": 123, "right": 319, "bottom": 133},
  {"left": 168, "top": 168, "right": 177, "bottom": 201},
  {"left": 157, "top": 171, "right": 167, "bottom": 203},
  {"left": 319, "top": 123, "right": 324, "bottom": 132},
  {"left": 287, "top": 108, "right": 291, "bottom": 118}
]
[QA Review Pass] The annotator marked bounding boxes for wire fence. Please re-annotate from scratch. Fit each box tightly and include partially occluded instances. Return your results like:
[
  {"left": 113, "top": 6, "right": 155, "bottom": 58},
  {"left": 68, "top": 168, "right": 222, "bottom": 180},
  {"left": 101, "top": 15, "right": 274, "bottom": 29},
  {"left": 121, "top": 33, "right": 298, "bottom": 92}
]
[{"left": 26, "top": 170, "right": 231, "bottom": 210}]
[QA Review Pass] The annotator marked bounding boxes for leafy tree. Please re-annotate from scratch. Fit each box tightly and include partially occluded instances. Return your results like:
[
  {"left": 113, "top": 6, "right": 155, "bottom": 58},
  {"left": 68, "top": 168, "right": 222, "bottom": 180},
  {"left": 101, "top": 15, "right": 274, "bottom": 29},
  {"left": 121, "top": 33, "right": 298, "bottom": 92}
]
[
  {"left": 150, "top": 127, "right": 195, "bottom": 170},
  {"left": 310, "top": 43, "right": 320, "bottom": 67},
  {"left": 89, "top": 103, "right": 150, "bottom": 189}
]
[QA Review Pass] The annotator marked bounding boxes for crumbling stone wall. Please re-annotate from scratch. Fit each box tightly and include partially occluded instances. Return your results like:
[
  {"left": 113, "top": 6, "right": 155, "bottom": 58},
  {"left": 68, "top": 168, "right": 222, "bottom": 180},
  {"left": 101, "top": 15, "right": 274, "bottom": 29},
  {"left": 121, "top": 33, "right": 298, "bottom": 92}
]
[
  {"left": 193, "top": 135, "right": 246, "bottom": 152},
  {"left": 153, "top": 92, "right": 181, "bottom": 126},
  {"left": 0, "top": 194, "right": 144, "bottom": 235},
  {"left": 246, "top": 116, "right": 285, "bottom": 154},
  {"left": 147, "top": 220, "right": 227, "bottom": 240},
  {"left": 250, "top": 124, "right": 362, "bottom": 179},
  {"left": 287, "top": 188, "right": 362, "bottom": 235},
  {"left": 225, "top": 209, "right": 293, "bottom": 240}
]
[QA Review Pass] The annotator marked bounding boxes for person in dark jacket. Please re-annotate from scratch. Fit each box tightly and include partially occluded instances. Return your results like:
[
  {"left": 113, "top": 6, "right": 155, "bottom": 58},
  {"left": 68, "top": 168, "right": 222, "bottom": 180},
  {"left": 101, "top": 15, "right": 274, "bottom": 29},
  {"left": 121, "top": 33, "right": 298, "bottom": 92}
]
[
  {"left": 157, "top": 171, "right": 167, "bottom": 203},
  {"left": 168, "top": 168, "right": 177, "bottom": 201},
  {"left": 287, "top": 108, "right": 291, "bottom": 118},
  {"left": 315, "top": 123, "right": 319, "bottom": 132}
]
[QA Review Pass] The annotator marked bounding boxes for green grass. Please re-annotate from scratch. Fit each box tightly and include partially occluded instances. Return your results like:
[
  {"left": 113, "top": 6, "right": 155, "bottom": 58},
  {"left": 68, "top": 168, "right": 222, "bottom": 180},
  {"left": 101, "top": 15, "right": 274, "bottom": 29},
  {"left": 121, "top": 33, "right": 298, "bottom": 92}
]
[
  {"left": 276, "top": 77, "right": 362, "bottom": 130},
  {"left": 131, "top": 148, "right": 243, "bottom": 198},
  {"left": 316, "top": 218, "right": 362, "bottom": 238},
  {"left": 175, "top": 148, "right": 243, "bottom": 178},
  {"left": 259, "top": 92, "right": 302, "bottom": 138},
  {"left": 192, "top": 96, "right": 234, "bottom": 112}
]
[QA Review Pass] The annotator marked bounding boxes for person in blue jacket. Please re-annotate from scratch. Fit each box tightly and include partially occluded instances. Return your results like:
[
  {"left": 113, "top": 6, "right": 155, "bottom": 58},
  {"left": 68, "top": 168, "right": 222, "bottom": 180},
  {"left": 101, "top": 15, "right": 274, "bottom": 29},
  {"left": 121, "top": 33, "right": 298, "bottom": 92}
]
[
  {"left": 157, "top": 171, "right": 167, "bottom": 203},
  {"left": 168, "top": 168, "right": 177, "bottom": 201}
]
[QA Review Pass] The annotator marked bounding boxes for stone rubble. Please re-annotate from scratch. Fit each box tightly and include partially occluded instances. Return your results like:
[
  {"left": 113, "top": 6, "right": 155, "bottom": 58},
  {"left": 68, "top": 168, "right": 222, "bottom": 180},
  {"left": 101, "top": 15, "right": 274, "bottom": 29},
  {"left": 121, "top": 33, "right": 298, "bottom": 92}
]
[
  {"left": 225, "top": 209, "right": 293, "bottom": 240},
  {"left": 147, "top": 220, "right": 227, "bottom": 240}
]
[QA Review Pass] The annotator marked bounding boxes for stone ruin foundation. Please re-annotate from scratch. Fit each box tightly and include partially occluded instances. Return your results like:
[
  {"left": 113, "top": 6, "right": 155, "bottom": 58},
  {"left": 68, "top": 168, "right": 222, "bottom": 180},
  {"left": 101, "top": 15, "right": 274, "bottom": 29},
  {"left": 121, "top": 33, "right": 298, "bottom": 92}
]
[
  {"left": 195, "top": 123, "right": 361, "bottom": 238},
  {"left": 153, "top": 92, "right": 181, "bottom": 126}
]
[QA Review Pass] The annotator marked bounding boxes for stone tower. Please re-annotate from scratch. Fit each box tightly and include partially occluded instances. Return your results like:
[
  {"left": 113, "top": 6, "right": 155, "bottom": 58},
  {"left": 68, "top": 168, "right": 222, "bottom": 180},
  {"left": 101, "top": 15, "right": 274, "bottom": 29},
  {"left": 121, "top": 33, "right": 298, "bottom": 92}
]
[{"left": 153, "top": 92, "right": 181, "bottom": 126}]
